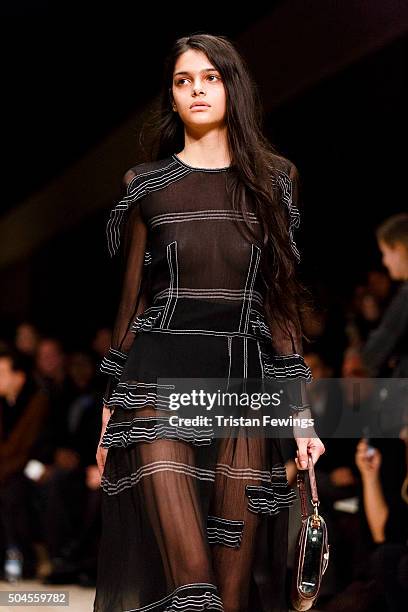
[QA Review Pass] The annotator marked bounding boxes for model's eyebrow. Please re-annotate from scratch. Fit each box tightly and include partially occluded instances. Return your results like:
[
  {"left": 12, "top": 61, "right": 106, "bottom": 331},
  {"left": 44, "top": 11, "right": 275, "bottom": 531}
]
[{"left": 173, "top": 68, "right": 219, "bottom": 77}]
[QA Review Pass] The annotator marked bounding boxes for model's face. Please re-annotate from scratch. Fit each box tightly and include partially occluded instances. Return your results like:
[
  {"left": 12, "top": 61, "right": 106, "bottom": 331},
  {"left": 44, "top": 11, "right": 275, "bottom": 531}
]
[
  {"left": 378, "top": 239, "right": 408, "bottom": 280},
  {"left": 171, "top": 49, "right": 227, "bottom": 131}
]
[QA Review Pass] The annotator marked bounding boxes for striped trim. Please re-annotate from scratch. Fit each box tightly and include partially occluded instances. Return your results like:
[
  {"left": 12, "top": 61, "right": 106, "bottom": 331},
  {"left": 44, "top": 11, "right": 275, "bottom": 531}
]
[
  {"left": 148, "top": 328, "right": 267, "bottom": 339},
  {"left": 100, "top": 415, "right": 214, "bottom": 448},
  {"left": 160, "top": 241, "right": 179, "bottom": 329},
  {"left": 148, "top": 209, "right": 260, "bottom": 229},
  {"left": 107, "top": 158, "right": 298, "bottom": 264},
  {"left": 130, "top": 305, "right": 165, "bottom": 334},
  {"left": 152, "top": 288, "right": 264, "bottom": 308},
  {"left": 172, "top": 153, "right": 231, "bottom": 173},
  {"left": 273, "top": 170, "right": 301, "bottom": 263},
  {"left": 101, "top": 460, "right": 216, "bottom": 496},
  {"left": 249, "top": 307, "right": 273, "bottom": 342},
  {"left": 257, "top": 340, "right": 265, "bottom": 381},
  {"left": 124, "top": 582, "right": 223, "bottom": 612},
  {"left": 144, "top": 250, "right": 152, "bottom": 266},
  {"left": 104, "top": 381, "right": 175, "bottom": 412},
  {"left": 238, "top": 244, "right": 261, "bottom": 335},
  {"left": 245, "top": 482, "right": 297, "bottom": 515},
  {"left": 207, "top": 515, "right": 244, "bottom": 548},
  {"left": 99, "top": 347, "right": 128, "bottom": 379},
  {"left": 107, "top": 159, "right": 187, "bottom": 257},
  {"left": 101, "top": 459, "right": 294, "bottom": 513},
  {"left": 226, "top": 336, "right": 232, "bottom": 391},
  {"left": 215, "top": 463, "right": 287, "bottom": 482},
  {"left": 261, "top": 350, "right": 313, "bottom": 381}
]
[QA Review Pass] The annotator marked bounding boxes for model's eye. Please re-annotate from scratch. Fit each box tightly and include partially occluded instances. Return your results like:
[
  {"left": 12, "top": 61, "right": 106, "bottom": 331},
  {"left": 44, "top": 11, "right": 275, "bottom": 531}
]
[{"left": 175, "top": 75, "right": 221, "bottom": 85}]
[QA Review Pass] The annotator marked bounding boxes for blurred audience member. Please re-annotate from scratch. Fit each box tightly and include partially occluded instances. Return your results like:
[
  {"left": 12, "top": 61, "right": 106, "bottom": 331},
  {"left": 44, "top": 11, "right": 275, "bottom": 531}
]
[
  {"left": 323, "top": 437, "right": 408, "bottom": 611},
  {"left": 39, "top": 350, "right": 102, "bottom": 586},
  {"left": 34, "top": 337, "right": 69, "bottom": 391},
  {"left": 366, "top": 269, "right": 392, "bottom": 307},
  {"left": 0, "top": 349, "right": 51, "bottom": 579},
  {"left": 360, "top": 213, "right": 408, "bottom": 379},
  {"left": 14, "top": 321, "right": 41, "bottom": 361}
]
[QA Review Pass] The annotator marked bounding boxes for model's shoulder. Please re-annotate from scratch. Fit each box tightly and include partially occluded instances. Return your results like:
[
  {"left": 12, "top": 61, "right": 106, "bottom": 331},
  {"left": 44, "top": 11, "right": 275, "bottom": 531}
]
[
  {"left": 123, "top": 156, "right": 176, "bottom": 185},
  {"left": 270, "top": 154, "right": 297, "bottom": 180}
]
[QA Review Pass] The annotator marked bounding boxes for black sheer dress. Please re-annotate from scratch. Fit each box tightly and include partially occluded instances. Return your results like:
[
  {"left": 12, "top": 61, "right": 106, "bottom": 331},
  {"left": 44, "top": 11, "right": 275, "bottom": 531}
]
[{"left": 93, "top": 153, "right": 312, "bottom": 612}]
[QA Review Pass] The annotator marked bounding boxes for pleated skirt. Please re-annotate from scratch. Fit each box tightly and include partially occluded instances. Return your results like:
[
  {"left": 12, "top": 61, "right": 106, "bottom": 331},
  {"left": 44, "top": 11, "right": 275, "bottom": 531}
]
[{"left": 93, "top": 327, "right": 296, "bottom": 612}]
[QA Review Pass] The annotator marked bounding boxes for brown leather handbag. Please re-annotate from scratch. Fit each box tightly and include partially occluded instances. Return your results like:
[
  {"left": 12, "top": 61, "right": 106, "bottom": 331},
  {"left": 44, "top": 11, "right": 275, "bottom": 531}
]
[{"left": 291, "top": 453, "right": 330, "bottom": 611}]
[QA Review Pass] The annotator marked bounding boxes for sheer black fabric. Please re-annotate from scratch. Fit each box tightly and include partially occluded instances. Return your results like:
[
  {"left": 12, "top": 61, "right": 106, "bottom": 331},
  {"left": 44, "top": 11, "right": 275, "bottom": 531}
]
[{"left": 94, "top": 154, "right": 312, "bottom": 612}]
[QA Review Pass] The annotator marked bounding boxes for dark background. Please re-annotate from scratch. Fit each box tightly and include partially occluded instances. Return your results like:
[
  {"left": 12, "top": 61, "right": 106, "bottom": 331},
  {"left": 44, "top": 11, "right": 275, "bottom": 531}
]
[{"left": 0, "top": 1, "right": 406, "bottom": 348}]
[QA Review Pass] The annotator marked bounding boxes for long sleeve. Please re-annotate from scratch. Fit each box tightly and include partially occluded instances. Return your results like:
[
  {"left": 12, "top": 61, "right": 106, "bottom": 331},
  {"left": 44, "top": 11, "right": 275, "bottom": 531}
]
[
  {"left": 269, "top": 162, "right": 312, "bottom": 413},
  {"left": 361, "top": 281, "right": 408, "bottom": 377},
  {"left": 100, "top": 169, "right": 151, "bottom": 408}
]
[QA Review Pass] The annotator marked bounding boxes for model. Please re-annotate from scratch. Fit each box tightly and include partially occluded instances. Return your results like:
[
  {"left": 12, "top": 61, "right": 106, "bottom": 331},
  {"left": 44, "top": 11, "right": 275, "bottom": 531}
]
[{"left": 93, "top": 33, "right": 325, "bottom": 612}]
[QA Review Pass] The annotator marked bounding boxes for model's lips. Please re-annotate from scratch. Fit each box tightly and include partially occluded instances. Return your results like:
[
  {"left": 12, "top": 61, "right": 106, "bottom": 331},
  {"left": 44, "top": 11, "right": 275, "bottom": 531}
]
[{"left": 190, "top": 102, "right": 210, "bottom": 108}]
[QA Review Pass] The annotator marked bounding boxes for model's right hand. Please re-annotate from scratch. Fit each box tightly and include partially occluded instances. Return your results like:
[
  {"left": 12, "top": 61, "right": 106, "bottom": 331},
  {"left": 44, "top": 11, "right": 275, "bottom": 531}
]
[{"left": 96, "top": 404, "right": 112, "bottom": 477}]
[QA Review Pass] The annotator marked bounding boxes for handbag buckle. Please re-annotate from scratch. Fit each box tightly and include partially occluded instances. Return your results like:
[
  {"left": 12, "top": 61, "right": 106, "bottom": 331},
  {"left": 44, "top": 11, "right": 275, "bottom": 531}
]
[{"left": 311, "top": 501, "right": 320, "bottom": 528}]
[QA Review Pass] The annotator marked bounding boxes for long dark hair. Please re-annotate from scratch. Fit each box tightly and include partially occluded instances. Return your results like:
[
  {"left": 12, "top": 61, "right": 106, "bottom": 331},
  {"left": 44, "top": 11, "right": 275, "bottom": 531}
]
[{"left": 143, "top": 33, "right": 314, "bottom": 353}]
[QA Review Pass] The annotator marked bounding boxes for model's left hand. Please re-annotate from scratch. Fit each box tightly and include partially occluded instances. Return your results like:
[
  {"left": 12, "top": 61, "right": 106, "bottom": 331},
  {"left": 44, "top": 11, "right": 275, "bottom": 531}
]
[
  {"left": 294, "top": 435, "right": 325, "bottom": 469},
  {"left": 292, "top": 406, "right": 325, "bottom": 469}
]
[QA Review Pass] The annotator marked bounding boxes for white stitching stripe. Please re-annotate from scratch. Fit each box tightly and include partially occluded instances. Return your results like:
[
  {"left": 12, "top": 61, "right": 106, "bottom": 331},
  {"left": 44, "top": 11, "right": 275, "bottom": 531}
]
[
  {"left": 107, "top": 160, "right": 188, "bottom": 257},
  {"left": 215, "top": 463, "right": 288, "bottom": 482},
  {"left": 123, "top": 582, "right": 224, "bottom": 612},
  {"left": 130, "top": 305, "right": 165, "bottom": 334},
  {"left": 148, "top": 209, "right": 260, "bottom": 229},
  {"left": 160, "top": 241, "right": 178, "bottom": 329},
  {"left": 243, "top": 337, "right": 248, "bottom": 382},
  {"left": 143, "top": 250, "right": 152, "bottom": 266},
  {"left": 274, "top": 171, "right": 301, "bottom": 263},
  {"left": 245, "top": 482, "right": 297, "bottom": 515},
  {"left": 101, "top": 461, "right": 217, "bottom": 496},
  {"left": 260, "top": 349, "right": 313, "bottom": 381},
  {"left": 244, "top": 246, "right": 261, "bottom": 334},
  {"left": 249, "top": 308, "right": 273, "bottom": 342},
  {"left": 152, "top": 288, "right": 264, "bottom": 307},
  {"left": 256, "top": 340, "right": 265, "bottom": 379},
  {"left": 101, "top": 415, "right": 214, "bottom": 448},
  {"left": 167, "top": 242, "right": 179, "bottom": 327},
  {"left": 99, "top": 347, "right": 128, "bottom": 378},
  {"left": 226, "top": 336, "right": 232, "bottom": 391},
  {"left": 105, "top": 381, "right": 176, "bottom": 412},
  {"left": 207, "top": 515, "right": 244, "bottom": 548},
  {"left": 238, "top": 244, "right": 261, "bottom": 335},
  {"left": 148, "top": 328, "right": 265, "bottom": 339},
  {"left": 239, "top": 245, "right": 254, "bottom": 334}
]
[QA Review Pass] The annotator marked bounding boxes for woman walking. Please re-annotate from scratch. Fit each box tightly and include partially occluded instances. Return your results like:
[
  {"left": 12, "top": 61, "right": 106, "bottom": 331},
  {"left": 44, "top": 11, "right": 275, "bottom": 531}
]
[{"left": 94, "top": 34, "right": 325, "bottom": 612}]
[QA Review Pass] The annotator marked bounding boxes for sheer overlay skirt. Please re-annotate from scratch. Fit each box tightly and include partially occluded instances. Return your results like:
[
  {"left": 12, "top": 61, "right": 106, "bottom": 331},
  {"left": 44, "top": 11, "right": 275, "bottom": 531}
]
[{"left": 93, "top": 331, "right": 296, "bottom": 612}]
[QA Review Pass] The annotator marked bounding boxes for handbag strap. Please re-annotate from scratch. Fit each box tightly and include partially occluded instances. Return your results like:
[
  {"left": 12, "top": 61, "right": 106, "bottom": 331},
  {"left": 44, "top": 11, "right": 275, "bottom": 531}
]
[{"left": 297, "top": 452, "right": 320, "bottom": 520}]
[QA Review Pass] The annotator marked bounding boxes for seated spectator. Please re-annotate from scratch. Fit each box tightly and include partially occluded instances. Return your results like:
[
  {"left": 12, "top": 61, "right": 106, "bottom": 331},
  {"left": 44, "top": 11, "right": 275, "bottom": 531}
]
[
  {"left": 322, "top": 436, "right": 408, "bottom": 611},
  {"left": 14, "top": 321, "right": 42, "bottom": 368},
  {"left": 0, "top": 349, "right": 51, "bottom": 579},
  {"left": 366, "top": 269, "right": 392, "bottom": 309},
  {"left": 38, "top": 349, "right": 102, "bottom": 586}
]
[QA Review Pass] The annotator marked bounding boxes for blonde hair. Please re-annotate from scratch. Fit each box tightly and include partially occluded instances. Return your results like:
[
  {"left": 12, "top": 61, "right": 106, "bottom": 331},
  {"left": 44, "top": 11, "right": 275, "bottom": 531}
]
[{"left": 376, "top": 213, "right": 408, "bottom": 249}]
